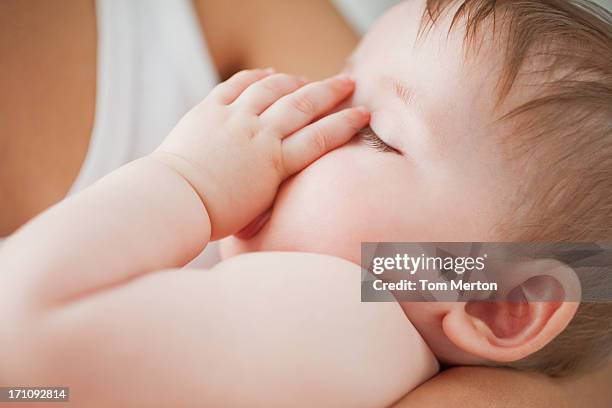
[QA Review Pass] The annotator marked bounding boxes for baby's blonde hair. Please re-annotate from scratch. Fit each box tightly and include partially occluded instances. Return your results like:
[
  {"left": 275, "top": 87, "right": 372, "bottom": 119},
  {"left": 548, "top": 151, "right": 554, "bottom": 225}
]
[{"left": 421, "top": 0, "right": 612, "bottom": 376}]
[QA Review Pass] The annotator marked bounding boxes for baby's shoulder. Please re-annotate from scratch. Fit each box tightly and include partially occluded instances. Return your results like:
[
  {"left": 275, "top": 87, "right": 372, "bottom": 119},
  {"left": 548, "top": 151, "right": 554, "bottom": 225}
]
[
  {"left": 210, "top": 251, "right": 365, "bottom": 307},
  {"left": 211, "top": 251, "right": 439, "bottom": 401},
  {"left": 213, "top": 251, "right": 360, "bottom": 277}
]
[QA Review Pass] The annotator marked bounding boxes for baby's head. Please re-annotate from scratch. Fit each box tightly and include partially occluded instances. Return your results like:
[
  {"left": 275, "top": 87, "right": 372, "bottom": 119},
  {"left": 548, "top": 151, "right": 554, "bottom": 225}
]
[{"left": 223, "top": 0, "right": 612, "bottom": 376}]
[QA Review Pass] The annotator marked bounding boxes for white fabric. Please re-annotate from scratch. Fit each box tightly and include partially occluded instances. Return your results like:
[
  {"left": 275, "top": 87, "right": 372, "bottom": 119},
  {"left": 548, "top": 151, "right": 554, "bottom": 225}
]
[
  {"left": 71, "top": 0, "right": 219, "bottom": 193},
  {"left": 87, "top": 0, "right": 221, "bottom": 266}
]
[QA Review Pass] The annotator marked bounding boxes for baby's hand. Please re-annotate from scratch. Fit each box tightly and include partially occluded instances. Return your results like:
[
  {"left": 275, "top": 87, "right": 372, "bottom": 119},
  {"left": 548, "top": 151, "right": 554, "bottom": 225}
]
[{"left": 153, "top": 69, "right": 368, "bottom": 239}]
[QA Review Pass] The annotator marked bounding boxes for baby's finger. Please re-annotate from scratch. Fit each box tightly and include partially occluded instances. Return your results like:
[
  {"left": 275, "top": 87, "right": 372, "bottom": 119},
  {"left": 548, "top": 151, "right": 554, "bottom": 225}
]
[
  {"left": 232, "top": 74, "right": 307, "bottom": 114},
  {"left": 281, "top": 107, "right": 369, "bottom": 176},
  {"left": 208, "top": 68, "right": 275, "bottom": 104},
  {"left": 261, "top": 75, "right": 354, "bottom": 137}
]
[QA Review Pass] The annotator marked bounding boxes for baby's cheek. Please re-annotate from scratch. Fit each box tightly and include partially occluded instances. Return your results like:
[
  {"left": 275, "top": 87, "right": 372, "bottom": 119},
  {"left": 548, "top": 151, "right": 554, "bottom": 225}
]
[
  {"left": 256, "top": 170, "right": 371, "bottom": 262},
  {"left": 232, "top": 146, "right": 412, "bottom": 263}
]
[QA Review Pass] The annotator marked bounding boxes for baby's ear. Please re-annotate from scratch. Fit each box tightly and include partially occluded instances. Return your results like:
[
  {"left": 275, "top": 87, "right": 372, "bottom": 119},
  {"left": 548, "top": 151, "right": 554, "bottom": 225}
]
[{"left": 442, "top": 259, "right": 581, "bottom": 363}]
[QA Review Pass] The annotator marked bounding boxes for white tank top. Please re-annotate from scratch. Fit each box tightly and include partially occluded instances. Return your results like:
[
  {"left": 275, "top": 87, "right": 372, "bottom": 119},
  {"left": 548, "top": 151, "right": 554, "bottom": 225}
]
[
  {"left": 2, "top": 0, "right": 222, "bottom": 266},
  {"left": 72, "top": 0, "right": 219, "bottom": 193}
]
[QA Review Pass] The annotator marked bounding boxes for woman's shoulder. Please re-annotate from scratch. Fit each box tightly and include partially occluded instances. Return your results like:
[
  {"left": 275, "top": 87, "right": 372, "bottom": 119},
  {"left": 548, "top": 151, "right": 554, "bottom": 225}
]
[{"left": 392, "top": 366, "right": 567, "bottom": 408}]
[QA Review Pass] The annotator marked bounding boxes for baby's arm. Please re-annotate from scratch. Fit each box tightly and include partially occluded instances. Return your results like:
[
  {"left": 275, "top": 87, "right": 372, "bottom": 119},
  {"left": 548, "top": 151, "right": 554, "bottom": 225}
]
[
  {"left": 2, "top": 251, "right": 436, "bottom": 407},
  {"left": 0, "top": 69, "right": 365, "bottom": 308},
  {"left": 1, "top": 155, "right": 210, "bottom": 308},
  {"left": 0, "top": 70, "right": 440, "bottom": 406}
]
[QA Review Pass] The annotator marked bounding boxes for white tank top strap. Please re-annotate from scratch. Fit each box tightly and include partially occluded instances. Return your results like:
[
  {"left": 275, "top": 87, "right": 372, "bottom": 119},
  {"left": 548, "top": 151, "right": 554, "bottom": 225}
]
[{"left": 69, "top": 0, "right": 218, "bottom": 193}]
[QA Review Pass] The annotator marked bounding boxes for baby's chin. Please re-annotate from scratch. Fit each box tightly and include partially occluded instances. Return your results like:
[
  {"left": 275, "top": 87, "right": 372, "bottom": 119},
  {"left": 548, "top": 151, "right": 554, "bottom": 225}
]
[
  {"left": 219, "top": 203, "right": 303, "bottom": 259},
  {"left": 219, "top": 226, "right": 274, "bottom": 260},
  {"left": 219, "top": 219, "right": 326, "bottom": 260},
  {"left": 219, "top": 208, "right": 362, "bottom": 265}
]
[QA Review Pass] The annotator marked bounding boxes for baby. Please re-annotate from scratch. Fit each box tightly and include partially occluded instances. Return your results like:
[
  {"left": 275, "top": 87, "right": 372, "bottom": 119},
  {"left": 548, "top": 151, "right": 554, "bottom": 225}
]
[
  {"left": 1, "top": 1, "right": 611, "bottom": 407},
  {"left": 224, "top": 0, "right": 612, "bottom": 376},
  {"left": 0, "top": 71, "right": 435, "bottom": 407}
]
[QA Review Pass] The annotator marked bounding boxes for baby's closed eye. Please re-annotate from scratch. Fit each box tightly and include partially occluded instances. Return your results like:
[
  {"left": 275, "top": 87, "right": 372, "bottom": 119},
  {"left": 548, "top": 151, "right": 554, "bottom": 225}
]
[{"left": 357, "top": 126, "right": 401, "bottom": 154}]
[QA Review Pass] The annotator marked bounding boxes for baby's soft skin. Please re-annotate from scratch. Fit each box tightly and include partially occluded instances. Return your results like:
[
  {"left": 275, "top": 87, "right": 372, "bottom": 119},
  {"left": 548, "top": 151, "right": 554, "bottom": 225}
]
[
  {"left": 224, "top": 0, "right": 580, "bottom": 369},
  {"left": 0, "top": 70, "right": 437, "bottom": 407}
]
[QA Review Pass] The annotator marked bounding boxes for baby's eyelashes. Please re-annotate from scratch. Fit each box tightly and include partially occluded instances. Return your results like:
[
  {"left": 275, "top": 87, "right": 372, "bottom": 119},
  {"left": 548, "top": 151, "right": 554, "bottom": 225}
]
[{"left": 358, "top": 126, "right": 401, "bottom": 154}]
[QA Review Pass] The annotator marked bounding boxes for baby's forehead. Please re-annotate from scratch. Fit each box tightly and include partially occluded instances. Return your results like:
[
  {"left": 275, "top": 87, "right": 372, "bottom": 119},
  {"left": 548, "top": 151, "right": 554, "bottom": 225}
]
[
  {"left": 350, "top": 20, "right": 502, "bottom": 120},
  {"left": 353, "top": 2, "right": 503, "bottom": 81}
]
